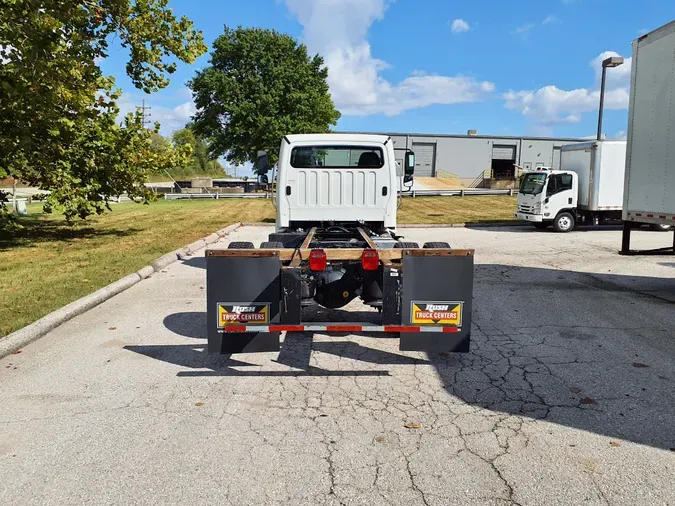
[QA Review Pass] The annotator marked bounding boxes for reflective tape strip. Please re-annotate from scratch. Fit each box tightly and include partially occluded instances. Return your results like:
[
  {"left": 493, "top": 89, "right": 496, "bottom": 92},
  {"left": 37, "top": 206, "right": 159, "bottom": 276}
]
[
  {"left": 269, "top": 325, "right": 305, "bottom": 332},
  {"left": 219, "top": 324, "right": 462, "bottom": 334}
]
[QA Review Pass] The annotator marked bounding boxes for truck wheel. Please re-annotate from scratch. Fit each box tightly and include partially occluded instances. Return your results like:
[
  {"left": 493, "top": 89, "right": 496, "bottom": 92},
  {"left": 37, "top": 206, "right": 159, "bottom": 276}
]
[
  {"left": 553, "top": 212, "right": 575, "bottom": 233},
  {"left": 423, "top": 242, "right": 451, "bottom": 248},
  {"left": 260, "top": 241, "right": 284, "bottom": 248},
  {"left": 649, "top": 224, "right": 672, "bottom": 232},
  {"left": 228, "top": 241, "right": 255, "bottom": 249},
  {"left": 394, "top": 242, "right": 420, "bottom": 248},
  {"left": 533, "top": 223, "right": 549, "bottom": 230}
]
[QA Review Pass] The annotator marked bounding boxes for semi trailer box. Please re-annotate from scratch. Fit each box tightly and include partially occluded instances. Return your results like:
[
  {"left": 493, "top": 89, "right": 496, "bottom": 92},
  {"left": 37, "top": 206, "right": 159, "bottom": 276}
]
[
  {"left": 621, "top": 20, "right": 675, "bottom": 252},
  {"left": 623, "top": 21, "right": 675, "bottom": 228}
]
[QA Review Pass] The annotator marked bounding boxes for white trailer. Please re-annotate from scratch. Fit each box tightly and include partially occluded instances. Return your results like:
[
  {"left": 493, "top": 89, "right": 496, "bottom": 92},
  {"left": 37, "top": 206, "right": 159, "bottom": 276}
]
[
  {"left": 621, "top": 20, "right": 675, "bottom": 254},
  {"left": 515, "top": 141, "right": 627, "bottom": 232}
]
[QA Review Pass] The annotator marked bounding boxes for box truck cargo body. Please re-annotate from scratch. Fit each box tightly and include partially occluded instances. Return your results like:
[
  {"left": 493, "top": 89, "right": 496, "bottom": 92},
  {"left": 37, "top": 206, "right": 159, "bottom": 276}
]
[
  {"left": 621, "top": 20, "right": 675, "bottom": 253},
  {"left": 562, "top": 141, "right": 626, "bottom": 211}
]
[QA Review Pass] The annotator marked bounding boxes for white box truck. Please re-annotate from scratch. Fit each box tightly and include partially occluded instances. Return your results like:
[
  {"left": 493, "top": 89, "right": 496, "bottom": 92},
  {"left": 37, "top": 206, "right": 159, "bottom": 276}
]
[
  {"left": 515, "top": 141, "right": 627, "bottom": 232},
  {"left": 621, "top": 20, "right": 675, "bottom": 254}
]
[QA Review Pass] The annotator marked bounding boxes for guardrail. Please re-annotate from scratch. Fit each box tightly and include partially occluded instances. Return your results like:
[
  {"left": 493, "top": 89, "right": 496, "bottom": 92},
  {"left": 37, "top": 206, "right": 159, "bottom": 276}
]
[{"left": 163, "top": 189, "right": 518, "bottom": 200}]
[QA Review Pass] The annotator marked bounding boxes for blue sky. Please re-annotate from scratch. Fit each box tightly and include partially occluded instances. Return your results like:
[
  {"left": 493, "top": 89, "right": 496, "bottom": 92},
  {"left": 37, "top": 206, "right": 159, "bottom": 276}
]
[{"left": 102, "top": 0, "right": 675, "bottom": 143}]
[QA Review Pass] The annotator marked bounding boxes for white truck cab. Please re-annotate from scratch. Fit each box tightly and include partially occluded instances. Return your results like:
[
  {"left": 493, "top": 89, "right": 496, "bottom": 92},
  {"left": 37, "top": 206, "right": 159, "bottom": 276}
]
[
  {"left": 516, "top": 168, "right": 578, "bottom": 231},
  {"left": 263, "top": 134, "right": 413, "bottom": 232}
]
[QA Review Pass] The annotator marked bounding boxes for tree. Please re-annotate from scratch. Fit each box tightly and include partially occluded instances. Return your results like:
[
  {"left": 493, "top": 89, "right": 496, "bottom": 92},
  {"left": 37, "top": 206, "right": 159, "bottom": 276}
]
[
  {"left": 190, "top": 26, "right": 341, "bottom": 166},
  {"left": 172, "top": 125, "right": 225, "bottom": 175},
  {"left": 0, "top": 0, "right": 207, "bottom": 225}
]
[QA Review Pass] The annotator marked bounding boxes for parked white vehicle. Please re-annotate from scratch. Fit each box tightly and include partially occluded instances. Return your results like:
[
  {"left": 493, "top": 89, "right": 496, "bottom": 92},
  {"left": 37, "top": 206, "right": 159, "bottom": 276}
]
[
  {"left": 205, "top": 133, "right": 476, "bottom": 356},
  {"left": 515, "top": 141, "right": 628, "bottom": 232}
]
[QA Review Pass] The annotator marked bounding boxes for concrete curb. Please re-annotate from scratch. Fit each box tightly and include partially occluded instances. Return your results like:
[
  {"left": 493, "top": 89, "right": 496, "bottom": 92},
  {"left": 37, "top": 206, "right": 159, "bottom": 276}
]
[{"left": 0, "top": 223, "right": 243, "bottom": 359}]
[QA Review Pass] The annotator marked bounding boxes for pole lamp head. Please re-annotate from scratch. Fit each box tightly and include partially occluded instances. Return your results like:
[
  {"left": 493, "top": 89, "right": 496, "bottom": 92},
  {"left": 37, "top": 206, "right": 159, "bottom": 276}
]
[{"left": 602, "top": 56, "right": 624, "bottom": 68}]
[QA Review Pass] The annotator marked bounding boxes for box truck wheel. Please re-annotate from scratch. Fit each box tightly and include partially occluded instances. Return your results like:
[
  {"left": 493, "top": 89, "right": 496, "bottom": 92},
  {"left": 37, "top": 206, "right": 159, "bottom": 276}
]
[
  {"left": 423, "top": 242, "right": 451, "bottom": 248},
  {"left": 394, "top": 242, "right": 420, "bottom": 248},
  {"left": 553, "top": 212, "right": 575, "bottom": 233}
]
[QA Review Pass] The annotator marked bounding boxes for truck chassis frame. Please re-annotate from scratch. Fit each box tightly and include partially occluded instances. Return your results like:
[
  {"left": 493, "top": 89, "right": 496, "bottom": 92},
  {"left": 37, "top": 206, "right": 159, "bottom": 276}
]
[{"left": 206, "top": 226, "right": 474, "bottom": 355}]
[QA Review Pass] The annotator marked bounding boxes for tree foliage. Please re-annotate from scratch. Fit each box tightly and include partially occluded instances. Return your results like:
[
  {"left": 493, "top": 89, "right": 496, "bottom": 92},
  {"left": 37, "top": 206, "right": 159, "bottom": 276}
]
[
  {"left": 190, "top": 26, "right": 341, "bottom": 166},
  {"left": 0, "top": 0, "right": 207, "bottom": 225},
  {"left": 172, "top": 125, "right": 224, "bottom": 175}
]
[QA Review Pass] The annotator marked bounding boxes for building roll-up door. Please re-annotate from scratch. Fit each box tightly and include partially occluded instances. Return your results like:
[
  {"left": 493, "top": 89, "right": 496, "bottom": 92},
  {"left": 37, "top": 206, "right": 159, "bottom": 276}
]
[
  {"left": 492, "top": 145, "right": 516, "bottom": 160},
  {"left": 552, "top": 147, "right": 562, "bottom": 170},
  {"left": 412, "top": 143, "right": 436, "bottom": 177}
]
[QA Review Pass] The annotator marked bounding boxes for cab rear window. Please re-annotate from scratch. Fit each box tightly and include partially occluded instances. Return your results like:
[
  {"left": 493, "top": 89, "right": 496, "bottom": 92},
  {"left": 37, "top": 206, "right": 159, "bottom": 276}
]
[{"left": 290, "top": 146, "right": 384, "bottom": 168}]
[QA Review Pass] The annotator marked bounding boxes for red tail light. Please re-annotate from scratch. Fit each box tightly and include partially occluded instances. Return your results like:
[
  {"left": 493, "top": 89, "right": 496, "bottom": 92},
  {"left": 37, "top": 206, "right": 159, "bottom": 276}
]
[
  {"left": 361, "top": 249, "right": 380, "bottom": 271},
  {"left": 309, "top": 249, "right": 327, "bottom": 271}
]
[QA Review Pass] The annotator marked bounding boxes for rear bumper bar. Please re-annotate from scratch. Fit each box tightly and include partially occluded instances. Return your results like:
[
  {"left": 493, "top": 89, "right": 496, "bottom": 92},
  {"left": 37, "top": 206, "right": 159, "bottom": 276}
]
[{"left": 220, "top": 325, "right": 462, "bottom": 333}]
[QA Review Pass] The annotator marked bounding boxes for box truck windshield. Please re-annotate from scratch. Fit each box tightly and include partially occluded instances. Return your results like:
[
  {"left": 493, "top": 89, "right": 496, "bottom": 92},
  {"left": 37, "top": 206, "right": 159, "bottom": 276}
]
[{"left": 520, "top": 173, "right": 547, "bottom": 195}]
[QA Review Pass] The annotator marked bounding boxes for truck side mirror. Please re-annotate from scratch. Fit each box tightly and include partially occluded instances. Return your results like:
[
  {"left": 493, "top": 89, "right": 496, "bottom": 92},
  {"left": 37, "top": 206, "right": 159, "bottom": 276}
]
[
  {"left": 404, "top": 151, "right": 415, "bottom": 176},
  {"left": 256, "top": 150, "right": 270, "bottom": 174}
]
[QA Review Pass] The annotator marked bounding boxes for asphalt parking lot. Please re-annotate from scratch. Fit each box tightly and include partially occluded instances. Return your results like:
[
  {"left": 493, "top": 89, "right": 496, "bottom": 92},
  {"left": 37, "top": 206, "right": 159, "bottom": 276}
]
[{"left": 1, "top": 225, "right": 675, "bottom": 506}]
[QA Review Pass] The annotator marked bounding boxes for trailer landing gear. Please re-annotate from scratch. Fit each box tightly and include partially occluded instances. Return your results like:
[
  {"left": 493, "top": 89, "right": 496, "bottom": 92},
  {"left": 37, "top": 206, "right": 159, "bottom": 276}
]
[{"left": 620, "top": 221, "right": 675, "bottom": 255}]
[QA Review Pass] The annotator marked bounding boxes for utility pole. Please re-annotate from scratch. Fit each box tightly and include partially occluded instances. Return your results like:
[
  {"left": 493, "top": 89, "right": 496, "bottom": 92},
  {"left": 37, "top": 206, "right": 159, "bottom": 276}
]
[{"left": 136, "top": 99, "right": 152, "bottom": 128}]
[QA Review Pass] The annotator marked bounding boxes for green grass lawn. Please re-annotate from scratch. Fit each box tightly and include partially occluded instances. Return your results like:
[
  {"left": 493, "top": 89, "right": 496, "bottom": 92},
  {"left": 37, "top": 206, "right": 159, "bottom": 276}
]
[{"left": 0, "top": 196, "right": 516, "bottom": 336}]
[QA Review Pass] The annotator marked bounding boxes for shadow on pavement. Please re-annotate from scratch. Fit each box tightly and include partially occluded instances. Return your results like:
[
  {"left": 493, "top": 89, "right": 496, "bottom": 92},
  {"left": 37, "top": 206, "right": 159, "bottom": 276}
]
[
  {"left": 181, "top": 256, "right": 206, "bottom": 270},
  {"left": 163, "top": 312, "right": 206, "bottom": 338},
  {"left": 466, "top": 224, "right": 627, "bottom": 233},
  {"left": 126, "top": 263, "right": 675, "bottom": 450}
]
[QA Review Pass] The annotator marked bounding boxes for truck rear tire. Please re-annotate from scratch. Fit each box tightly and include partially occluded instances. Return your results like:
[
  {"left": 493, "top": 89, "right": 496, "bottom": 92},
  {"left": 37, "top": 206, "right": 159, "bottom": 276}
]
[
  {"left": 649, "top": 224, "right": 672, "bottom": 232},
  {"left": 260, "top": 241, "right": 285, "bottom": 248},
  {"left": 553, "top": 212, "right": 575, "bottom": 233},
  {"left": 423, "top": 242, "right": 451, "bottom": 248},
  {"left": 228, "top": 241, "right": 255, "bottom": 249},
  {"left": 394, "top": 242, "right": 420, "bottom": 248},
  {"left": 533, "top": 223, "right": 549, "bottom": 230}
]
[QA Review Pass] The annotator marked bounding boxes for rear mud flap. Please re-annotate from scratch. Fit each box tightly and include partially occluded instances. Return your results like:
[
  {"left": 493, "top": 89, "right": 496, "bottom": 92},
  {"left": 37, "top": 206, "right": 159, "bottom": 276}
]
[
  {"left": 206, "top": 254, "right": 281, "bottom": 354},
  {"left": 399, "top": 253, "right": 473, "bottom": 353}
]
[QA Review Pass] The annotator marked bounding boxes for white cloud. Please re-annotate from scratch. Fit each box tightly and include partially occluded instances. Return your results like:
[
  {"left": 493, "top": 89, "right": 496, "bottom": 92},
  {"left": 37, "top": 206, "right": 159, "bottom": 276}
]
[
  {"left": 514, "top": 23, "right": 535, "bottom": 35},
  {"left": 451, "top": 19, "right": 470, "bottom": 34},
  {"left": 283, "top": 0, "right": 493, "bottom": 116},
  {"left": 504, "top": 50, "right": 631, "bottom": 127},
  {"left": 514, "top": 15, "right": 560, "bottom": 38},
  {"left": 611, "top": 130, "right": 627, "bottom": 140}
]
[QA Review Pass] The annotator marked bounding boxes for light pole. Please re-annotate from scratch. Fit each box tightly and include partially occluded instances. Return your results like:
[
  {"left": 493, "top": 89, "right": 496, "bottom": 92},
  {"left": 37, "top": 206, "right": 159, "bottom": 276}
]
[{"left": 597, "top": 56, "right": 624, "bottom": 141}]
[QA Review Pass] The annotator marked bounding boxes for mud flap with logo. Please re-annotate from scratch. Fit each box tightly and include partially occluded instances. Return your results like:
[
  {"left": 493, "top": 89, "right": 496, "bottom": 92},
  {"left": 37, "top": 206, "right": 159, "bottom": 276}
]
[
  {"left": 206, "top": 254, "right": 281, "bottom": 354},
  {"left": 399, "top": 253, "right": 474, "bottom": 353}
]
